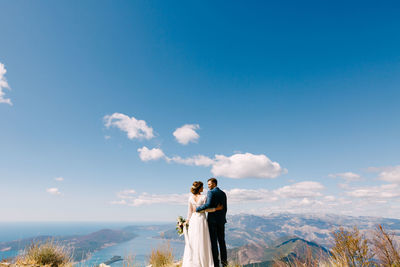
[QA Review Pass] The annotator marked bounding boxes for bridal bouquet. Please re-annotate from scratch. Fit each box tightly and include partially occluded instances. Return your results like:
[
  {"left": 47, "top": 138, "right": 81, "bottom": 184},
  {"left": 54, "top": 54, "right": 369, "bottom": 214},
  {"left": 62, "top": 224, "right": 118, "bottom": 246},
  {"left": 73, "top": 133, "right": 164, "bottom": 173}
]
[{"left": 176, "top": 216, "right": 188, "bottom": 236}]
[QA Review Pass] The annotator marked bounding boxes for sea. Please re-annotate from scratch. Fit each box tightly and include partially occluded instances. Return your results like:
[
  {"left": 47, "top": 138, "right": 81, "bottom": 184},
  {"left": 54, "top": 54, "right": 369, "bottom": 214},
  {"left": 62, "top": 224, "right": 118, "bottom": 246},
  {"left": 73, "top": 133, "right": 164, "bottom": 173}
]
[{"left": 0, "top": 222, "right": 185, "bottom": 267}]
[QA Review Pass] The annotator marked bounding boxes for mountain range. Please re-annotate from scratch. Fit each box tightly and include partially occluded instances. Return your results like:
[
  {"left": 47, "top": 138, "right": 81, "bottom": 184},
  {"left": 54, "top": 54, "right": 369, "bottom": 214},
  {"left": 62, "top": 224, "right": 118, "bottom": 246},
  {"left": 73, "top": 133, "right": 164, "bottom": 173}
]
[{"left": 160, "top": 213, "right": 400, "bottom": 265}]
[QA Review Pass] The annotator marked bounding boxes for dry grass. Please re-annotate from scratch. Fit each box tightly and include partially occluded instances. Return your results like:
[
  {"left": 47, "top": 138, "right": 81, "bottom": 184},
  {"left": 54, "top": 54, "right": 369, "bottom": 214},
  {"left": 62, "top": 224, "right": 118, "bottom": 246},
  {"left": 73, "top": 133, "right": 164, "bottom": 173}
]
[
  {"left": 226, "top": 262, "right": 243, "bottom": 267},
  {"left": 148, "top": 242, "right": 175, "bottom": 267},
  {"left": 372, "top": 224, "right": 400, "bottom": 266},
  {"left": 123, "top": 253, "right": 139, "bottom": 267},
  {"left": 15, "top": 239, "right": 73, "bottom": 267},
  {"left": 274, "top": 260, "right": 331, "bottom": 267},
  {"left": 273, "top": 245, "right": 328, "bottom": 267},
  {"left": 273, "top": 224, "right": 400, "bottom": 267},
  {"left": 273, "top": 257, "right": 324, "bottom": 266},
  {"left": 330, "top": 226, "right": 375, "bottom": 266}
]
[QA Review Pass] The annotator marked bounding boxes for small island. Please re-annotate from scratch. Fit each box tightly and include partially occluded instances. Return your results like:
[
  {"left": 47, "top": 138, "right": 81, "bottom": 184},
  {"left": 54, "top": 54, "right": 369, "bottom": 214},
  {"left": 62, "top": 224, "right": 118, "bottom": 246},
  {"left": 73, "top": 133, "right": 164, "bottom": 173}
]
[{"left": 102, "top": 255, "right": 123, "bottom": 265}]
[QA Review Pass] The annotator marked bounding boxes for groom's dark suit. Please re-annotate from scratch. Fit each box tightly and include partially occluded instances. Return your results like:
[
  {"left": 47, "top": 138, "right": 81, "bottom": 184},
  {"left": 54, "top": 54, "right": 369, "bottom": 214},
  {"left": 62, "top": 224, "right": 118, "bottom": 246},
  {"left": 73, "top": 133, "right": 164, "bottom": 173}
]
[{"left": 196, "top": 187, "right": 227, "bottom": 267}]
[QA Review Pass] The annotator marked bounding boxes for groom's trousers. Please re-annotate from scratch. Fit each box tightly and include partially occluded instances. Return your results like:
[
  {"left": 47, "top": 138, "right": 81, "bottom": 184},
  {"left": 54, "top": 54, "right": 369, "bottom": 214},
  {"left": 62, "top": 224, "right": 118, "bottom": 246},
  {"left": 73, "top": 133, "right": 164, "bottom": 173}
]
[{"left": 209, "top": 222, "right": 227, "bottom": 267}]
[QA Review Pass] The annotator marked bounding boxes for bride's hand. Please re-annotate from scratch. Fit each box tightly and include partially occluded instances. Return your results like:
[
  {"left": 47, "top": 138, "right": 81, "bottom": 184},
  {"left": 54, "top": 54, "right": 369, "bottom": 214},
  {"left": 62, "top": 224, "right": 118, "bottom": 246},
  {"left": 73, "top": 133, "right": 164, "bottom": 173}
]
[{"left": 216, "top": 204, "right": 223, "bottom": 211}]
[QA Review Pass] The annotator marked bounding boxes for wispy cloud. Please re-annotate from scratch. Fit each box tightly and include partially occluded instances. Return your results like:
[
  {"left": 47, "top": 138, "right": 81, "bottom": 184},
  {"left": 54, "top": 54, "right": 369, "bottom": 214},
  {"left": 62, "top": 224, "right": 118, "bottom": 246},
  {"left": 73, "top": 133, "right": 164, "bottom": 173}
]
[
  {"left": 366, "top": 165, "right": 400, "bottom": 184},
  {"left": 110, "top": 176, "right": 400, "bottom": 218},
  {"left": 377, "top": 166, "right": 400, "bottom": 183},
  {"left": 0, "top": 62, "right": 12, "bottom": 106},
  {"left": 111, "top": 189, "right": 188, "bottom": 206},
  {"left": 346, "top": 184, "right": 400, "bottom": 199},
  {"left": 324, "top": 195, "right": 336, "bottom": 201},
  {"left": 54, "top": 177, "right": 64, "bottom": 182},
  {"left": 226, "top": 188, "right": 278, "bottom": 203},
  {"left": 173, "top": 124, "right": 200, "bottom": 145},
  {"left": 168, "top": 155, "right": 214, "bottom": 167},
  {"left": 46, "top": 188, "right": 61, "bottom": 195},
  {"left": 273, "top": 181, "right": 324, "bottom": 198},
  {"left": 104, "top": 113, "right": 154, "bottom": 140},
  {"left": 116, "top": 189, "right": 137, "bottom": 199},
  {"left": 329, "top": 172, "right": 361, "bottom": 182},
  {"left": 111, "top": 182, "right": 323, "bottom": 207}
]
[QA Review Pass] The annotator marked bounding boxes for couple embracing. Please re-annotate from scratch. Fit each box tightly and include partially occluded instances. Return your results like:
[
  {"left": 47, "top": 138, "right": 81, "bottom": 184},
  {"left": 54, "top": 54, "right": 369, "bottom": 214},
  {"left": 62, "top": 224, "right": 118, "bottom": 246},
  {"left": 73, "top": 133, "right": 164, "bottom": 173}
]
[{"left": 182, "top": 178, "right": 228, "bottom": 267}]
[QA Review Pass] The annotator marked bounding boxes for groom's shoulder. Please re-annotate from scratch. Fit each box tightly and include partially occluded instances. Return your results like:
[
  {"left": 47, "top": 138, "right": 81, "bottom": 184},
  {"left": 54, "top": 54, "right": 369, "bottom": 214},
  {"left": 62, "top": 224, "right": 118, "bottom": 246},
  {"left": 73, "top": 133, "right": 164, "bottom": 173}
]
[
  {"left": 209, "top": 187, "right": 219, "bottom": 194},
  {"left": 215, "top": 187, "right": 226, "bottom": 195},
  {"left": 217, "top": 187, "right": 227, "bottom": 199}
]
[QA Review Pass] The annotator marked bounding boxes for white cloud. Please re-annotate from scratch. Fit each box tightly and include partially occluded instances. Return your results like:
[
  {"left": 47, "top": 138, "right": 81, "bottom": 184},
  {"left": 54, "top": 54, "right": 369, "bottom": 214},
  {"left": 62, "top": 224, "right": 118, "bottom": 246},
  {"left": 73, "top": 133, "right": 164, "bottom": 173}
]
[
  {"left": 247, "top": 194, "right": 397, "bottom": 218},
  {"left": 168, "top": 155, "right": 214, "bottom": 167},
  {"left": 298, "top": 198, "right": 317, "bottom": 205},
  {"left": 138, "top": 148, "right": 286, "bottom": 179},
  {"left": 110, "top": 181, "right": 400, "bottom": 218},
  {"left": 137, "top": 149, "right": 212, "bottom": 165},
  {"left": 273, "top": 181, "right": 324, "bottom": 198},
  {"left": 338, "top": 183, "right": 350, "bottom": 189},
  {"left": 111, "top": 183, "right": 326, "bottom": 207},
  {"left": 128, "top": 193, "right": 188, "bottom": 206},
  {"left": 0, "top": 63, "right": 12, "bottom": 106},
  {"left": 54, "top": 177, "right": 64, "bottom": 182},
  {"left": 211, "top": 153, "right": 287, "bottom": 179},
  {"left": 377, "top": 166, "right": 400, "bottom": 183},
  {"left": 112, "top": 189, "right": 188, "bottom": 206},
  {"left": 367, "top": 166, "right": 381, "bottom": 172},
  {"left": 346, "top": 184, "right": 400, "bottom": 199},
  {"left": 46, "top": 188, "right": 61, "bottom": 195},
  {"left": 138, "top": 146, "right": 166, "bottom": 161},
  {"left": 112, "top": 188, "right": 278, "bottom": 207},
  {"left": 226, "top": 188, "right": 278, "bottom": 203},
  {"left": 324, "top": 195, "right": 336, "bottom": 201},
  {"left": 329, "top": 172, "right": 361, "bottom": 182},
  {"left": 173, "top": 124, "right": 200, "bottom": 145},
  {"left": 104, "top": 113, "right": 154, "bottom": 140},
  {"left": 116, "top": 189, "right": 137, "bottom": 199},
  {"left": 279, "top": 198, "right": 327, "bottom": 211}
]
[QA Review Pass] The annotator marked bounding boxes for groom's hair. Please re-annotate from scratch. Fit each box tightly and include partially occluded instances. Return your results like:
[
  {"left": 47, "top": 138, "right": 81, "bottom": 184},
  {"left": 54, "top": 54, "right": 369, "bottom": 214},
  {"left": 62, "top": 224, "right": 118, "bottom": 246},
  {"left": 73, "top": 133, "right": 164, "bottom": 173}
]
[{"left": 208, "top": 178, "right": 217, "bottom": 186}]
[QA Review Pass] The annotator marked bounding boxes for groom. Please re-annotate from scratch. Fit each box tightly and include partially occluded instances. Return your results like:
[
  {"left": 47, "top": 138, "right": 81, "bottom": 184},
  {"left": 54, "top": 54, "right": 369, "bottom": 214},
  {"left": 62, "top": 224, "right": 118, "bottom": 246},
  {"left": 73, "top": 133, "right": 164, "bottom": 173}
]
[{"left": 196, "top": 178, "right": 228, "bottom": 267}]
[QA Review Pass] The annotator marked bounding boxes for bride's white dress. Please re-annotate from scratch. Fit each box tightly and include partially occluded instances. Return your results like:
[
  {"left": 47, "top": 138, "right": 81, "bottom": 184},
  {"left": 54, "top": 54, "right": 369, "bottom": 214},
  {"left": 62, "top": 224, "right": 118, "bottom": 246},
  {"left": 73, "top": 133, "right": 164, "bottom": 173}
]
[{"left": 182, "top": 194, "right": 214, "bottom": 267}]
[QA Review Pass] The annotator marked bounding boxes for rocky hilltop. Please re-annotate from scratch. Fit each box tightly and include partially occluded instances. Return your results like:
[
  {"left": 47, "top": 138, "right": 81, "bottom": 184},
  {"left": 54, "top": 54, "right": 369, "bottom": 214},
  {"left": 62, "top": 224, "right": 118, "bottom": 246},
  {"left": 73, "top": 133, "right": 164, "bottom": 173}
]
[{"left": 229, "top": 236, "right": 330, "bottom": 266}]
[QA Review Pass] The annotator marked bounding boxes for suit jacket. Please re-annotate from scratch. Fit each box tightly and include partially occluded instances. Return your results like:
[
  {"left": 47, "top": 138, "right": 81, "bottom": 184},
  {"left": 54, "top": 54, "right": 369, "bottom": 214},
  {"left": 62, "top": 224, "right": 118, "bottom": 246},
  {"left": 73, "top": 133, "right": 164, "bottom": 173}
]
[{"left": 196, "top": 187, "right": 227, "bottom": 224}]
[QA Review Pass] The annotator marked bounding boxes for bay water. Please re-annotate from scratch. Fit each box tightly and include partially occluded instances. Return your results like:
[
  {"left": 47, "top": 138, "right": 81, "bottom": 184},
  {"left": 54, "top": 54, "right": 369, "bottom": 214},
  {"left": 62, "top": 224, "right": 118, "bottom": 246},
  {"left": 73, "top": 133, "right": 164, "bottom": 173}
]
[{"left": 0, "top": 222, "right": 184, "bottom": 267}]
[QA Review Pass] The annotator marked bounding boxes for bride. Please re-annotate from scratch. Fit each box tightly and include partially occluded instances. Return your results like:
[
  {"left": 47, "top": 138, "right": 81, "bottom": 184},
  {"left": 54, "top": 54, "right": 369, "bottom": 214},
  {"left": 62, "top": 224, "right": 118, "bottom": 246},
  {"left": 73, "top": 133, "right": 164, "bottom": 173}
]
[{"left": 182, "top": 181, "right": 223, "bottom": 267}]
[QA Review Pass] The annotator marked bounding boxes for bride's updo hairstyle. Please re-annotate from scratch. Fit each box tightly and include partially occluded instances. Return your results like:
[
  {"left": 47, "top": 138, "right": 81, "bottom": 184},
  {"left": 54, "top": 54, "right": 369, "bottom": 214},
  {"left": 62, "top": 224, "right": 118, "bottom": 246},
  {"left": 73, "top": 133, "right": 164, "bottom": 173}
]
[{"left": 191, "top": 181, "right": 203, "bottom": 195}]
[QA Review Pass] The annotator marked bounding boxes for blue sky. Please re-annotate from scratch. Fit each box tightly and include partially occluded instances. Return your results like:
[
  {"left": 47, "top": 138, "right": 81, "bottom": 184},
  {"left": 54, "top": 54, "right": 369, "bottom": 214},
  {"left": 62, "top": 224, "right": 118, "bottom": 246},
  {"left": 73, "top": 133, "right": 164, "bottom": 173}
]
[{"left": 1, "top": 1, "right": 400, "bottom": 221}]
